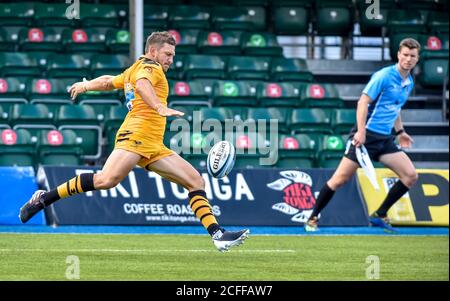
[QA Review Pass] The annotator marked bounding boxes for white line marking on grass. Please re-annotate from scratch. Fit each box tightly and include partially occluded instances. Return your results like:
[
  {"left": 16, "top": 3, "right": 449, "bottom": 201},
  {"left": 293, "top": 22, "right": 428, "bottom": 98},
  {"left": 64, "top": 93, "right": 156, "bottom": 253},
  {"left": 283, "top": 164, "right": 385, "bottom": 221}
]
[{"left": 0, "top": 248, "right": 296, "bottom": 254}]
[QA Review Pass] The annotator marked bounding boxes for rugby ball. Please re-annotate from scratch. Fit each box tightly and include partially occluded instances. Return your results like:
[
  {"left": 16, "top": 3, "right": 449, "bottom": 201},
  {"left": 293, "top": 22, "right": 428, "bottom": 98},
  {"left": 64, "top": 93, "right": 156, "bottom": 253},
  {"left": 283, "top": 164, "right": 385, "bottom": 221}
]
[{"left": 207, "top": 141, "right": 236, "bottom": 178}]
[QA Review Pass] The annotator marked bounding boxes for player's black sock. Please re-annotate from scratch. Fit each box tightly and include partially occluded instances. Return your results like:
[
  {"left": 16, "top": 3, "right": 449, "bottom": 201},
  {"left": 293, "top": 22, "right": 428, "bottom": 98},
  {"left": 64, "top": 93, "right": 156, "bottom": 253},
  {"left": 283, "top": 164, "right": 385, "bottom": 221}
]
[
  {"left": 188, "top": 190, "right": 221, "bottom": 237},
  {"left": 310, "top": 183, "right": 335, "bottom": 219},
  {"left": 41, "top": 173, "right": 96, "bottom": 207},
  {"left": 375, "top": 180, "right": 409, "bottom": 218}
]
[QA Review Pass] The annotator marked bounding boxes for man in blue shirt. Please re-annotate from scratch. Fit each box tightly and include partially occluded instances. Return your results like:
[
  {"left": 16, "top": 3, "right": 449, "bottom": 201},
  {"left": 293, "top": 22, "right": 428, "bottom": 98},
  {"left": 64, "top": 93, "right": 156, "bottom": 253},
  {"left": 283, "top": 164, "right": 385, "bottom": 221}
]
[{"left": 305, "top": 38, "right": 421, "bottom": 232}]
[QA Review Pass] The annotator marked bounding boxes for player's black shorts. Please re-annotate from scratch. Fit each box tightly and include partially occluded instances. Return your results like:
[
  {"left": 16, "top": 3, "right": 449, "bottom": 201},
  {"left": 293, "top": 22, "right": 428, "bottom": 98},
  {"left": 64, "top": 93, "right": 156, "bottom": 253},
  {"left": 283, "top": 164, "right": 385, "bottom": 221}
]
[{"left": 344, "top": 129, "right": 402, "bottom": 164}]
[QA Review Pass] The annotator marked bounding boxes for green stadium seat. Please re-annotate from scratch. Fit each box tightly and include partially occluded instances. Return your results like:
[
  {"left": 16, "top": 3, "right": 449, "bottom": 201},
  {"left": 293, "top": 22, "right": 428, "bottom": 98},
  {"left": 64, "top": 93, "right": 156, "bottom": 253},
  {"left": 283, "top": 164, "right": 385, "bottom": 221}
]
[
  {"left": 62, "top": 28, "right": 107, "bottom": 53},
  {"left": 106, "top": 29, "right": 130, "bottom": 53},
  {"left": 0, "top": 28, "right": 15, "bottom": 51},
  {"left": 1, "top": 26, "right": 24, "bottom": 53},
  {"left": 9, "top": 103, "right": 53, "bottom": 128},
  {"left": 317, "top": 135, "right": 346, "bottom": 168},
  {"left": 19, "top": 28, "right": 63, "bottom": 52},
  {"left": 0, "top": 53, "right": 40, "bottom": 77},
  {"left": 168, "top": 80, "right": 210, "bottom": 106},
  {"left": 301, "top": 83, "right": 344, "bottom": 108},
  {"left": 29, "top": 99, "right": 72, "bottom": 120},
  {"left": 212, "top": 80, "right": 258, "bottom": 107},
  {"left": 419, "top": 34, "right": 449, "bottom": 59},
  {"left": 417, "top": 57, "right": 449, "bottom": 87},
  {"left": 169, "top": 130, "right": 213, "bottom": 157},
  {"left": 80, "top": 4, "right": 120, "bottom": 28},
  {"left": 143, "top": 5, "right": 169, "bottom": 29},
  {"left": 273, "top": 6, "right": 310, "bottom": 35},
  {"left": 34, "top": 3, "right": 78, "bottom": 27},
  {"left": 398, "top": 0, "right": 440, "bottom": 10},
  {"left": 257, "top": 82, "right": 300, "bottom": 107},
  {"left": 199, "top": 107, "right": 233, "bottom": 128},
  {"left": 229, "top": 0, "right": 270, "bottom": 6},
  {"left": 290, "top": 108, "right": 333, "bottom": 134},
  {"left": 0, "top": 77, "right": 28, "bottom": 112},
  {"left": 191, "top": 131, "right": 222, "bottom": 156},
  {"left": 279, "top": 133, "right": 316, "bottom": 156},
  {"left": 0, "top": 106, "right": 10, "bottom": 128},
  {"left": 166, "top": 105, "right": 202, "bottom": 129},
  {"left": 169, "top": 5, "right": 210, "bottom": 29},
  {"left": 104, "top": 105, "right": 128, "bottom": 153},
  {"left": 197, "top": 30, "right": 243, "bottom": 55},
  {"left": 427, "top": 12, "right": 449, "bottom": 34},
  {"left": 46, "top": 54, "right": 90, "bottom": 78},
  {"left": 55, "top": 104, "right": 99, "bottom": 127},
  {"left": 242, "top": 6, "right": 267, "bottom": 31},
  {"left": 90, "top": 54, "right": 131, "bottom": 78},
  {"left": 183, "top": 55, "right": 226, "bottom": 80},
  {"left": 315, "top": 0, "right": 354, "bottom": 36},
  {"left": 0, "top": 3, "right": 34, "bottom": 26},
  {"left": 0, "top": 129, "right": 36, "bottom": 167},
  {"left": 246, "top": 107, "right": 288, "bottom": 134},
  {"left": 79, "top": 99, "right": 122, "bottom": 122},
  {"left": 37, "top": 129, "right": 83, "bottom": 166},
  {"left": 331, "top": 108, "right": 355, "bottom": 135},
  {"left": 231, "top": 131, "right": 272, "bottom": 168},
  {"left": 9, "top": 103, "right": 56, "bottom": 141},
  {"left": 226, "top": 106, "right": 249, "bottom": 121},
  {"left": 168, "top": 29, "right": 200, "bottom": 54},
  {"left": 27, "top": 78, "right": 75, "bottom": 102},
  {"left": 387, "top": 10, "right": 427, "bottom": 35},
  {"left": 270, "top": 57, "right": 313, "bottom": 82},
  {"left": 55, "top": 104, "right": 102, "bottom": 159},
  {"left": 227, "top": 56, "right": 270, "bottom": 81},
  {"left": 277, "top": 133, "right": 316, "bottom": 168},
  {"left": 211, "top": 6, "right": 266, "bottom": 31},
  {"left": 241, "top": 32, "right": 283, "bottom": 56}
]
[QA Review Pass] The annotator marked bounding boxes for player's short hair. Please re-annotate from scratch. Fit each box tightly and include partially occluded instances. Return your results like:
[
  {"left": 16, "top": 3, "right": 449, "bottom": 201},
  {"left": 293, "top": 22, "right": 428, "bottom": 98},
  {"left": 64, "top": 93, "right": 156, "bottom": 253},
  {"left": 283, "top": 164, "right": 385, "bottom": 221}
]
[
  {"left": 145, "top": 31, "right": 176, "bottom": 53},
  {"left": 398, "top": 38, "right": 421, "bottom": 52}
]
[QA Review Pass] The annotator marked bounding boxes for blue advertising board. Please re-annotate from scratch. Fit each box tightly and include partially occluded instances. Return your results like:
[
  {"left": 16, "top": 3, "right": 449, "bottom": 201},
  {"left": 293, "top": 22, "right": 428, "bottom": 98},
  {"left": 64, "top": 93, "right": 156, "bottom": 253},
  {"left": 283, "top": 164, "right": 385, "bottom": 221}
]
[
  {"left": 41, "top": 166, "right": 369, "bottom": 226},
  {"left": 0, "top": 167, "right": 45, "bottom": 225}
]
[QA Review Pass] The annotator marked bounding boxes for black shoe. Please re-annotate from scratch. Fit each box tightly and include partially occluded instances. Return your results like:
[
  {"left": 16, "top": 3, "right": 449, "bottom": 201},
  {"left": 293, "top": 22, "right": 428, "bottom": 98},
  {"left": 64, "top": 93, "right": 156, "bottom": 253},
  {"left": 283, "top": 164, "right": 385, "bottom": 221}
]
[
  {"left": 19, "top": 190, "right": 46, "bottom": 223},
  {"left": 213, "top": 229, "right": 250, "bottom": 252}
]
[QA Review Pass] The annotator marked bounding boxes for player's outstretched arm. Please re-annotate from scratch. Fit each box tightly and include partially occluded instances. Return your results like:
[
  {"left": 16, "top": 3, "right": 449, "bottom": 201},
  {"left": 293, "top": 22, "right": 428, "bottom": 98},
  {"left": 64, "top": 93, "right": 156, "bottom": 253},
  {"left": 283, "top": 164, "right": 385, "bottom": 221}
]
[
  {"left": 69, "top": 75, "right": 115, "bottom": 100},
  {"left": 136, "top": 78, "right": 184, "bottom": 117}
]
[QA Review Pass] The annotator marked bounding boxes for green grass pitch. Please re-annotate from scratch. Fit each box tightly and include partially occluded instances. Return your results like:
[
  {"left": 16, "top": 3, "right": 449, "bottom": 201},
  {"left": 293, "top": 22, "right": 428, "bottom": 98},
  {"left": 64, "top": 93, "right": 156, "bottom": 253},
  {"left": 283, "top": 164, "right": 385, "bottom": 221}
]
[{"left": 0, "top": 233, "right": 447, "bottom": 280}]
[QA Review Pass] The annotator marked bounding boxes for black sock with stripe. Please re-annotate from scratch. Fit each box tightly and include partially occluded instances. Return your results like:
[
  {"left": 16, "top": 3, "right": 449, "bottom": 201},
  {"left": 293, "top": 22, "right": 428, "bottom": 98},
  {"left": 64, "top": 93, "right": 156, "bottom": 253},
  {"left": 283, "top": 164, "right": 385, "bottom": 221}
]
[
  {"left": 188, "top": 190, "right": 222, "bottom": 236},
  {"left": 41, "top": 173, "right": 96, "bottom": 207}
]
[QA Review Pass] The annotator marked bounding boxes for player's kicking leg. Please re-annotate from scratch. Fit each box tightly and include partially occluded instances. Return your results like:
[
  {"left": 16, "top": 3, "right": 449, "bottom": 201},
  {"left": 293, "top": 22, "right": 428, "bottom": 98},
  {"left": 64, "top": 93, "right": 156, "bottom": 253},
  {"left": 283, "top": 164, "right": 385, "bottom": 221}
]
[
  {"left": 19, "top": 149, "right": 141, "bottom": 223},
  {"left": 369, "top": 151, "right": 418, "bottom": 233},
  {"left": 146, "top": 153, "right": 250, "bottom": 252}
]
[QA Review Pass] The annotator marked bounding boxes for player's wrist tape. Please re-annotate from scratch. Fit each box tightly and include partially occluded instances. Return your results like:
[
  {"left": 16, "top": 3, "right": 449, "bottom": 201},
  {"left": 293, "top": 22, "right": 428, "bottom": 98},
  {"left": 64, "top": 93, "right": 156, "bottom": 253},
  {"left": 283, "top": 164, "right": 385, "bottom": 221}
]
[{"left": 395, "top": 129, "right": 405, "bottom": 136}]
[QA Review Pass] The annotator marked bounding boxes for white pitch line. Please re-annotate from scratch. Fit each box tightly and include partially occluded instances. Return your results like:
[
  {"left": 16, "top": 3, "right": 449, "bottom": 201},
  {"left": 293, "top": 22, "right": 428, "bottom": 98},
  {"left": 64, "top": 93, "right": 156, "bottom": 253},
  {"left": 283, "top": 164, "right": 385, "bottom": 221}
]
[{"left": 0, "top": 248, "right": 296, "bottom": 254}]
